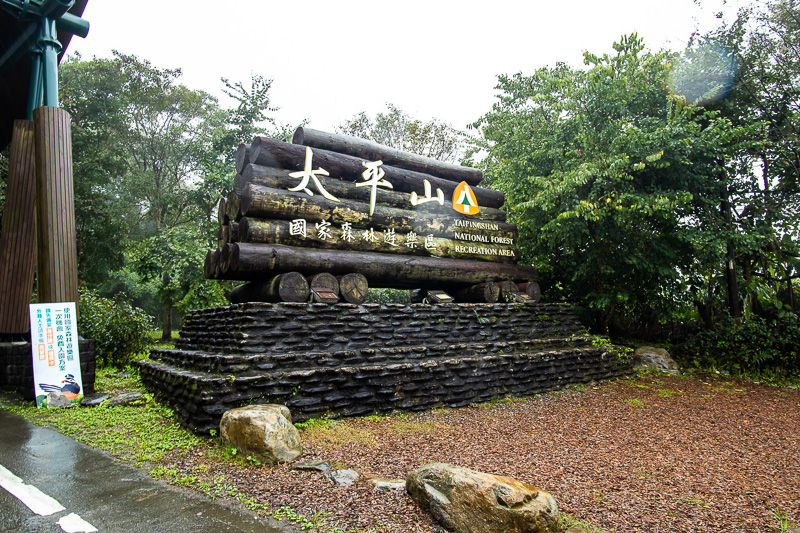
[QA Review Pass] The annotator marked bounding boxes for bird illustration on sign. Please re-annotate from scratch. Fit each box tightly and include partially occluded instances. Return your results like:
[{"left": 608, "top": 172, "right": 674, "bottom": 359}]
[{"left": 39, "top": 373, "right": 81, "bottom": 400}]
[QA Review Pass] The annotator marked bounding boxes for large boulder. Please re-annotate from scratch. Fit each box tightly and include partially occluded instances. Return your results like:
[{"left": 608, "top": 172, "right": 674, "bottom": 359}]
[
  {"left": 406, "top": 463, "right": 559, "bottom": 533},
  {"left": 220, "top": 404, "right": 301, "bottom": 464},
  {"left": 633, "top": 346, "right": 680, "bottom": 375}
]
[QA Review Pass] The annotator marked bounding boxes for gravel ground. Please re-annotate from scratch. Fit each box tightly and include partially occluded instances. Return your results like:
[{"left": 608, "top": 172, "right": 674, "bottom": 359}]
[{"left": 169, "top": 373, "right": 800, "bottom": 532}]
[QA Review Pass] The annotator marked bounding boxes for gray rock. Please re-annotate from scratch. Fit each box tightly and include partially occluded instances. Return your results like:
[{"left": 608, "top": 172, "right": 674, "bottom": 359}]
[
  {"left": 369, "top": 477, "right": 405, "bottom": 491},
  {"left": 325, "top": 469, "right": 359, "bottom": 486},
  {"left": 109, "top": 392, "right": 146, "bottom": 406},
  {"left": 293, "top": 459, "right": 331, "bottom": 473},
  {"left": 220, "top": 404, "right": 301, "bottom": 464},
  {"left": 633, "top": 346, "right": 680, "bottom": 375},
  {"left": 46, "top": 392, "right": 71, "bottom": 409},
  {"left": 81, "top": 393, "right": 110, "bottom": 407},
  {"left": 406, "top": 463, "right": 559, "bottom": 533}
]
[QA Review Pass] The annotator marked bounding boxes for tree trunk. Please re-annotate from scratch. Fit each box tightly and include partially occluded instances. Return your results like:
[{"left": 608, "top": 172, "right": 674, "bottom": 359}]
[
  {"left": 292, "top": 127, "right": 483, "bottom": 185},
  {"left": 161, "top": 301, "right": 173, "bottom": 341},
  {"left": 249, "top": 136, "right": 505, "bottom": 209},
  {"left": 222, "top": 242, "right": 538, "bottom": 289},
  {"left": 721, "top": 184, "right": 741, "bottom": 319}
]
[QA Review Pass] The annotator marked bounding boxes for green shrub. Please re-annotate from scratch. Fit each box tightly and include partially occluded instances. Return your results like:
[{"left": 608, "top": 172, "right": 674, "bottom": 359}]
[
  {"left": 364, "top": 288, "right": 410, "bottom": 304},
  {"left": 78, "top": 289, "right": 154, "bottom": 368},
  {"left": 682, "top": 313, "right": 800, "bottom": 373}
]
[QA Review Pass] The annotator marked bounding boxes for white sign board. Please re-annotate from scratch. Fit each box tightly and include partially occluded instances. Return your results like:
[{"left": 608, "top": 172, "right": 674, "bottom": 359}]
[{"left": 29, "top": 302, "right": 83, "bottom": 407}]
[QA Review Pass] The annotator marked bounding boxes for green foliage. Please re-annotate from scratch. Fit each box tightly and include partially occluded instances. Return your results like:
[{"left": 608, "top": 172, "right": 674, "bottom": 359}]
[
  {"left": 78, "top": 289, "right": 153, "bottom": 368},
  {"left": 339, "top": 103, "right": 464, "bottom": 162},
  {"left": 1, "top": 366, "right": 202, "bottom": 464},
  {"left": 60, "top": 52, "right": 283, "bottom": 336},
  {"left": 363, "top": 288, "right": 411, "bottom": 305},
  {"left": 472, "top": 34, "right": 755, "bottom": 334},
  {"left": 177, "top": 279, "right": 228, "bottom": 314},
  {"left": 683, "top": 313, "right": 800, "bottom": 373}
]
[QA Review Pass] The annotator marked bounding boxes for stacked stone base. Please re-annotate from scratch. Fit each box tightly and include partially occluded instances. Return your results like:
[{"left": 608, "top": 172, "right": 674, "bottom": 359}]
[
  {"left": 137, "top": 303, "right": 632, "bottom": 434},
  {"left": 0, "top": 339, "right": 96, "bottom": 400}
]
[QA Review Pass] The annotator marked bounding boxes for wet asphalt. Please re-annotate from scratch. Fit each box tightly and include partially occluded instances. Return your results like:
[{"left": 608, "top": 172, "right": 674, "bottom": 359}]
[{"left": 0, "top": 409, "right": 297, "bottom": 533}]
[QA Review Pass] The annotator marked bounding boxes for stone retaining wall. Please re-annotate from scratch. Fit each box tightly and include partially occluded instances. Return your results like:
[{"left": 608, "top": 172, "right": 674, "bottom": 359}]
[
  {"left": 0, "top": 339, "right": 96, "bottom": 400},
  {"left": 138, "top": 303, "right": 632, "bottom": 433}
]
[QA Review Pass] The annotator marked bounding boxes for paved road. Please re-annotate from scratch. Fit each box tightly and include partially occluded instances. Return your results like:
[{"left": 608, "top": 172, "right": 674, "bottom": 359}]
[{"left": 0, "top": 409, "right": 296, "bottom": 533}]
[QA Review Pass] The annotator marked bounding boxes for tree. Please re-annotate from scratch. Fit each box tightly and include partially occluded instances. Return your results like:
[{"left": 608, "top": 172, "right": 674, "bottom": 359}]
[
  {"left": 703, "top": 0, "right": 800, "bottom": 318},
  {"left": 472, "top": 34, "right": 754, "bottom": 334},
  {"left": 338, "top": 103, "right": 464, "bottom": 162},
  {"left": 60, "top": 52, "right": 281, "bottom": 338}
]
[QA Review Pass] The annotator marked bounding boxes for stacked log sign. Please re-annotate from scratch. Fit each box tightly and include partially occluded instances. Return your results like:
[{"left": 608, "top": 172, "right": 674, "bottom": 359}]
[{"left": 207, "top": 127, "right": 540, "bottom": 304}]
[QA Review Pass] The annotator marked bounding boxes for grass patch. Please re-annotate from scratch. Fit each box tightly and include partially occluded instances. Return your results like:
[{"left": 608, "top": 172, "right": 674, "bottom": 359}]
[
  {"left": 623, "top": 398, "right": 648, "bottom": 409},
  {"left": 657, "top": 388, "right": 682, "bottom": 398},
  {"left": 557, "top": 512, "right": 609, "bottom": 533},
  {"left": 298, "top": 420, "right": 376, "bottom": 449},
  {"left": 677, "top": 497, "right": 708, "bottom": 506},
  {"left": 0, "top": 366, "right": 205, "bottom": 466}
]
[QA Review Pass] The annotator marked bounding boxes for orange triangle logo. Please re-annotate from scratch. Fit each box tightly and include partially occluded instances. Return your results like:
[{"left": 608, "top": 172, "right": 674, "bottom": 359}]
[{"left": 452, "top": 181, "right": 479, "bottom": 215}]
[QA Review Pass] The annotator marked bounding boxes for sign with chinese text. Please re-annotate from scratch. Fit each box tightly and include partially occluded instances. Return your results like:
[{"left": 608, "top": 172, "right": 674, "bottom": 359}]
[{"left": 29, "top": 302, "right": 83, "bottom": 407}]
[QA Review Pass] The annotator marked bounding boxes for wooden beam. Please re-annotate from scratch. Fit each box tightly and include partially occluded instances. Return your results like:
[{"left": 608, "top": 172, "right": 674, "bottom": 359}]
[{"left": 0, "top": 120, "right": 37, "bottom": 334}]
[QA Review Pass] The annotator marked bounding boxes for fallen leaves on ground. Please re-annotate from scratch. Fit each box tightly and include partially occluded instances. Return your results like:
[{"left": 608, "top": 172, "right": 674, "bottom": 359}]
[{"left": 166, "top": 373, "right": 800, "bottom": 533}]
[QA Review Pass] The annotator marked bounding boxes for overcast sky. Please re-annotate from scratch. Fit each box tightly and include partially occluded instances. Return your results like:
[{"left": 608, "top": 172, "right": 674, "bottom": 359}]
[{"left": 67, "top": 0, "right": 745, "bottom": 134}]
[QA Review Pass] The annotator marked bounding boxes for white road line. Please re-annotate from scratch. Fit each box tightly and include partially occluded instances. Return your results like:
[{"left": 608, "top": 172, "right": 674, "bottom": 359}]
[
  {"left": 0, "top": 463, "right": 97, "bottom": 532},
  {"left": 0, "top": 463, "right": 65, "bottom": 516},
  {"left": 58, "top": 512, "right": 98, "bottom": 533}
]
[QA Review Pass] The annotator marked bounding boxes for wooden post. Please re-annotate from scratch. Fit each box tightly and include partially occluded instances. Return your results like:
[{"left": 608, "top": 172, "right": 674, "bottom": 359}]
[
  {"left": 0, "top": 120, "right": 37, "bottom": 335},
  {"left": 33, "top": 107, "right": 78, "bottom": 307}
]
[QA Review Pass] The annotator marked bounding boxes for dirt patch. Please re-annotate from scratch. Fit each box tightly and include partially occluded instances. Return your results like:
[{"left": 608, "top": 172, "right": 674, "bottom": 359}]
[{"left": 166, "top": 373, "right": 800, "bottom": 532}]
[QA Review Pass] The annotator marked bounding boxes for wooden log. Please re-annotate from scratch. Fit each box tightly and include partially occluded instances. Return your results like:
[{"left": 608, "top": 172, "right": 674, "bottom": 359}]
[
  {"left": 217, "top": 225, "right": 227, "bottom": 249},
  {"left": 238, "top": 217, "right": 519, "bottom": 263},
  {"left": 497, "top": 281, "right": 521, "bottom": 302},
  {"left": 518, "top": 282, "right": 541, "bottom": 303},
  {"left": 224, "top": 243, "right": 539, "bottom": 289},
  {"left": 204, "top": 249, "right": 220, "bottom": 279},
  {"left": 234, "top": 143, "right": 250, "bottom": 175},
  {"left": 217, "top": 197, "right": 228, "bottom": 225},
  {"left": 293, "top": 127, "right": 483, "bottom": 186},
  {"left": 218, "top": 244, "right": 233, "bottom": 276},
  {"left": 452, "top": 282, "right": 501, "bottom": 303},
  {"left": 307, "top": 272, "right": 340, "bottom": 296},
  {"left": 0, "top": 120, "right": 37, "bottom": 334},
  {"left": 240, "top": 184, "right": 518, "bottom": 245},
  {"left": 218, "top": 222, "right": 240, "bottom": 248},
  {"left": 226, "top": 190, "right": 242, "bottom": 222},
  {"left": 337, "top": 273, "right": 368, "bottom": 304},
  {"left": 34, "top": 107, "right": 79, "bottom": 307},
  {"left": 249, "top": 137, "right": 505, "bottom": 209},
  {"left": 229, "top": 272, "right": 309, "bottom": 303},
  {"left": 236, "top": 164, "right": 507, "bottom": 222}
]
